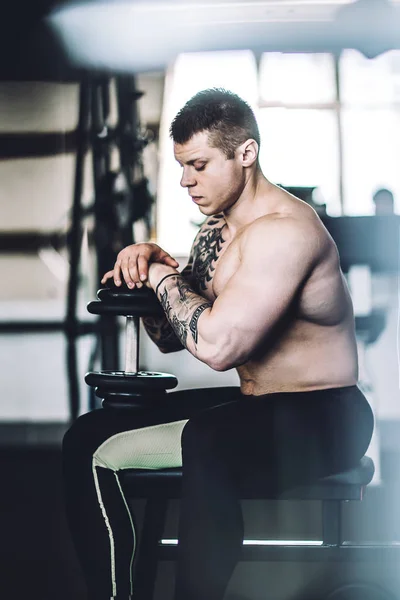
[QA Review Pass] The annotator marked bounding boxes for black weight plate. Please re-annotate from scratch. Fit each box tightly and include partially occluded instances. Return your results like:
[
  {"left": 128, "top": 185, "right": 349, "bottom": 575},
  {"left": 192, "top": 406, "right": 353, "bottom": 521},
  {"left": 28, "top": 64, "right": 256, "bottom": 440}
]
[
  {"left": 85, "top": 370, "right": 178, "bottom": 392},
  {"left": 326, "top": 583, "right": 396, "bottom": 600},
  {"left": 87, "top": 299, "right": 164, "bottom": 317},
  {"left": 98, "top": 284, "right": 152, "bottom": 297},
  {"left": 98, "top": 286, "right": 160, "bottom": 305},
  {"left": 100, "top": 391, "right": 168, "bottom": 410},
  {"left": 98, "top": 285, "right": 161, "bottom": 310}
]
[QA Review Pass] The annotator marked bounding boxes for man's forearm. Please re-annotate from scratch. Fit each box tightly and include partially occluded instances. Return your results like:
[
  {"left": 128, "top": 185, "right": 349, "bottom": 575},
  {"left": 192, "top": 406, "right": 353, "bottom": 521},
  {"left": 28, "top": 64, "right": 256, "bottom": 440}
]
[
  {"left": 142, "top": 259, "right": 196, "bottom": 354},
  {"left": 142, "top": 315, "right": 184, "bottom": 353},
  {"left": 154, "top": 271, "right": 212, "bottom": 358}
]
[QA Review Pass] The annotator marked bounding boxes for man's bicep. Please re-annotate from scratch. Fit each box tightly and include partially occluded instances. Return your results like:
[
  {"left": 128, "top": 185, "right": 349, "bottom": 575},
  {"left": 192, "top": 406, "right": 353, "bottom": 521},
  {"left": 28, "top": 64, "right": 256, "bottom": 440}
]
[
  {"left": 210, "top": 263, "right": 287, "bottom": 349},
  {"left": 205, "top": 226, "right": 316, "bottom": 357}
]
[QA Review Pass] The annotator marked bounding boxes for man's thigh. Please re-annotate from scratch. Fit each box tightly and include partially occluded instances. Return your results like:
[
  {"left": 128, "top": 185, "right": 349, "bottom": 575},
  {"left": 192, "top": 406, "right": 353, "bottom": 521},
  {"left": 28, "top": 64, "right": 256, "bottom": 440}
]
[
  {"left": 63, "top": 386, "right": 242, "bottom": 460},
  {"left": 181, "top": 387, "right": 373, "bottom": 492}
]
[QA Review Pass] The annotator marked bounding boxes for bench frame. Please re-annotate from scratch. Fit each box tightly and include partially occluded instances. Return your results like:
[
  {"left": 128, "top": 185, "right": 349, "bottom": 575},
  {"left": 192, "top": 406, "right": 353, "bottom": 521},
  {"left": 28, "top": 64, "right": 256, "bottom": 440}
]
[{"left": 118, "top": 465, "right": 394, "bottom": 600}]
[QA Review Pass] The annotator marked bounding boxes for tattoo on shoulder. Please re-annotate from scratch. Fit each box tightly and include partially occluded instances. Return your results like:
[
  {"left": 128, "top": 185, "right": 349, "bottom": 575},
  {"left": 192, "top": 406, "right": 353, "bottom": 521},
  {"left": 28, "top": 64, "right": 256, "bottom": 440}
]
[
  {"left": 180, "top": 259, "right": 193, "bottom": 280},
  {"left": 192, "top": 215, "right": 227, "bottom": 291}
]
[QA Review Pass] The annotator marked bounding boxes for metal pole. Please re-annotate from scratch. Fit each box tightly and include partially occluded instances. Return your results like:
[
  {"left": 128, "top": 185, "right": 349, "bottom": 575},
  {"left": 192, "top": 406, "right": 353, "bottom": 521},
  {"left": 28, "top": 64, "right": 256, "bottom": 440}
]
[
  {"left": 334, "top": 53, "right": 345, "bottom": 215},
  {"left": 125, "top": 316, "right": 139, "bottom": 374},
  {"left": 66, "top": 79, "right": 91, "bottom": 421},
  {"left": 91, "top": 77, "right": 120, "bottom": 372}
]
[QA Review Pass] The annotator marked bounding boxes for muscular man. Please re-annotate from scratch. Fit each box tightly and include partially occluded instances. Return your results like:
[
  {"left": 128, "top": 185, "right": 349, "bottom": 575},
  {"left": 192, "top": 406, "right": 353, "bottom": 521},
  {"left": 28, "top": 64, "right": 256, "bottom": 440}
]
[{"left": 63, "top": 89, "right": 373, "bottom": 600}]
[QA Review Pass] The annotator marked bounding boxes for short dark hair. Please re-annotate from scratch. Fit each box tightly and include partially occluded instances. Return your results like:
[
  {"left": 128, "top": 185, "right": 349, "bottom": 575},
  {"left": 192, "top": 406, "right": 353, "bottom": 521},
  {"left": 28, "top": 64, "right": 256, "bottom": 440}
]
[{"left": 169, "top": 88, "right": 260, "bottom": 159}]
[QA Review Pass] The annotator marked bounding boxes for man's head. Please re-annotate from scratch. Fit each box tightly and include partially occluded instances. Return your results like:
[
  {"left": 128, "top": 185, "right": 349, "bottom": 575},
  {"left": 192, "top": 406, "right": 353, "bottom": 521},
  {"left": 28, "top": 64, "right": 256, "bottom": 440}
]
[
  {"left": 170, "top": 89, "right": 261, "bottom": 215},
  {"left": 170, "top": 88, "right": 260, "bottom": 159},
  {"left": 373, "top": 188, "right": 395, "bottom": 216}
]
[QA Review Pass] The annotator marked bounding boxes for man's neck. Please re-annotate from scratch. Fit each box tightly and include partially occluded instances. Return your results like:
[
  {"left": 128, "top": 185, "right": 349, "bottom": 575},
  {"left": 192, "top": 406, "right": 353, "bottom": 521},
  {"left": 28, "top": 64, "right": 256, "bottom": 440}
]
[{"left": 223, "top": 171, "right": 277, "bottom": 236}]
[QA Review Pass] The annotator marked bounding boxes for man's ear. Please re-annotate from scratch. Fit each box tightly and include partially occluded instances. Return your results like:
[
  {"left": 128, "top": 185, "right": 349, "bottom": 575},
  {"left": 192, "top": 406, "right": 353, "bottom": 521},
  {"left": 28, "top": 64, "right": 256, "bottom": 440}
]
[{"left": 238, "top": 139, "right": 259, "bottom": 167}]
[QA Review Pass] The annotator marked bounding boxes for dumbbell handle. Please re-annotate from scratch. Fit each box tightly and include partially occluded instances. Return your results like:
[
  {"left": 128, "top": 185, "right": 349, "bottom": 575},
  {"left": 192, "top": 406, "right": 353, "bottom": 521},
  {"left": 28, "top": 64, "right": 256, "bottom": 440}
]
[{"left": 125, "top": 316, "right": 140, "bottom": 374}]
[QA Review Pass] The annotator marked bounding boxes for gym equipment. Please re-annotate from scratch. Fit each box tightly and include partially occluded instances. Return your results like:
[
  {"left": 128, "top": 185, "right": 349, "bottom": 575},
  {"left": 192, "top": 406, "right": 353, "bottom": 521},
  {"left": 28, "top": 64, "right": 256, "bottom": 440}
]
[
  {"left": 82, "top": 280, "right": 400, "bottom": 600},
  {"left": 84, "top": 280, "right": 396, "bottom": 600},
  {"left": 0, "top": 77, "right": 155, "bottom": 421},
  {"left": 119, "top": 455, "right": 383, "bottom": 600},
  {"left": 85, "top": 279, "right": 178, "bottom": 409}
]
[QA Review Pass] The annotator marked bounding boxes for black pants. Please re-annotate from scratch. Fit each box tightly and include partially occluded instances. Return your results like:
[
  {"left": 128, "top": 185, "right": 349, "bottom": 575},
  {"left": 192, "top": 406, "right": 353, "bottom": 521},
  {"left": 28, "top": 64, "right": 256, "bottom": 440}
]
[{"left": 62, "top": 385, "right": 373, "bottom": 600}]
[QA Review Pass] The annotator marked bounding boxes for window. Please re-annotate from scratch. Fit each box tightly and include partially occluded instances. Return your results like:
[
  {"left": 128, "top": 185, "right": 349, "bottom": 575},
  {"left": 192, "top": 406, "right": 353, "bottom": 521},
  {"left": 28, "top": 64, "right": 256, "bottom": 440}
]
[
  {"left": 157, "top": 51, "right": 258, "bottom": 255},
  {"left": 158, "top": 49, "right": 400, "bottom": 254},
  {"left": 258, "top": 52, "right": 340, "bottom": 215},
  {"left": 340, "top": 50, "right": 400, "bottom": 214}
]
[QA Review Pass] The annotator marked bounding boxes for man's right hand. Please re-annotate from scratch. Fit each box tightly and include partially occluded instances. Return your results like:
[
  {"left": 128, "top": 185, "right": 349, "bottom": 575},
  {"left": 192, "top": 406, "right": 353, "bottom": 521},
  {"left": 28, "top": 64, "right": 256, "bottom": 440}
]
[{"left": 101, "top": 242, "right": 179, "bottom": 289}]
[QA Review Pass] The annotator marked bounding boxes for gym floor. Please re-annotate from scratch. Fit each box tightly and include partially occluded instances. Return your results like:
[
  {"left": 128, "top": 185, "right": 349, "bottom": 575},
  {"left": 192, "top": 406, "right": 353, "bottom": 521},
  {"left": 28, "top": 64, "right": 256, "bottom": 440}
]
[
  {"left": 2, "top": 421, "right": 400, "bottom": 600},
  {"left": 0, "top": 423, "right": 86, "bottom": 600}
]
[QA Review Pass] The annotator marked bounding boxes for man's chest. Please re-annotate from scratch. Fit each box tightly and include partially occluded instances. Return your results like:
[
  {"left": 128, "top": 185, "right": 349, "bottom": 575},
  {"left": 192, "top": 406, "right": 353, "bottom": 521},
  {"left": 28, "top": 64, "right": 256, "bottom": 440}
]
[{"left": 191, "top": 219, "right": 241, "bottom": 301}]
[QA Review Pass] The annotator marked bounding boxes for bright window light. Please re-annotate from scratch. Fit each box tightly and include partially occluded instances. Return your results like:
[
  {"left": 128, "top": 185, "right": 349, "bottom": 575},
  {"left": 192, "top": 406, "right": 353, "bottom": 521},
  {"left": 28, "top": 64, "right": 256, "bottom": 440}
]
[
  {"left": 259, "top": 52, "right": 336, "bottom": 104},
  {"left": 258, "top": 107, "right": 341, "bottom": 215},
  {"left": 340, "top": 49, "right": 400, "bottom": 107},
  {"left": 157, "top": 47, "right": 400, "bottom": 244},
  {"left": 341, "top": 108, "right": 400, "bottom": 214},
  {"left": 157, "top": 50, "right": 258, "bottom": 256},
  {"left": 339, "top": 50, "right": 400, "bottom": 214},
  {"left": 160, "top": 538, "right": 323, "bottom": 546}
]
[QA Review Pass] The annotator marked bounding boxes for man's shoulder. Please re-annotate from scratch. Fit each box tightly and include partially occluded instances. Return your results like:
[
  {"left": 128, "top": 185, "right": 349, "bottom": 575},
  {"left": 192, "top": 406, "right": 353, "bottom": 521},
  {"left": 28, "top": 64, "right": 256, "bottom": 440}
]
[
  {"left": 187, "top": 213, "right": 227, "bottom": 264},
  {"left": 245, "top": 211, "right": 319, "bottom": 238},
  {"left": 242, "top": 212, "right": 328, "bottom": 261}
]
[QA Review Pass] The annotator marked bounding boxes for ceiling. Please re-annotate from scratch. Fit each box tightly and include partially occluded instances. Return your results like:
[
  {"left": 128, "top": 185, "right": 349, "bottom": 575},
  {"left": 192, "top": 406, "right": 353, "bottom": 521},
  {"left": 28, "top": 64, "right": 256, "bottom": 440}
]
[{"left": 0, "top": 0, "right": 399, "bottom": 80}]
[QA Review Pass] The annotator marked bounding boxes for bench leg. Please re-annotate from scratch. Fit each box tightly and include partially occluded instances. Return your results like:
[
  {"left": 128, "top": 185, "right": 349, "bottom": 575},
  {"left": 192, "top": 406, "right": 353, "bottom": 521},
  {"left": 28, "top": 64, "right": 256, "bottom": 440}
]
[
  {"left": 322, "top": 500, "right": 342, "bottom": 546},
  {"left": 132, "top": 497, "right": 169, "bottom": 600}
]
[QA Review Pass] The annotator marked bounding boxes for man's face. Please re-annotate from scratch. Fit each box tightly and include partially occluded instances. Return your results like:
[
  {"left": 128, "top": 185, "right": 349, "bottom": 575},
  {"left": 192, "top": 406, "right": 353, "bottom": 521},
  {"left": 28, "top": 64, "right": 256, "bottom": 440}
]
[{"left": 174, "top": 131, "right": 245, "bottom": 216}]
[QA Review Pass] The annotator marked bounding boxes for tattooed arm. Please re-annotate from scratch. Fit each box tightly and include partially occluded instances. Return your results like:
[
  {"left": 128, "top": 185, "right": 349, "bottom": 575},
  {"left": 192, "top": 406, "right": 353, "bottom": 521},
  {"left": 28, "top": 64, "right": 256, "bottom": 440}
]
[
  {"left": 148, "top": 266, "right": 212, "bottom": 359},
  {"left": 141, "top": 261, "right": 194, "bottom": 353},
  {"left": 148, "top": 218, "right": 318, "bottom": 371},
  {"left": 141, "top": 215, "right": 218, "bottom": 353},
  {"left": 145, "top": 213, "right": 228, "bottom": 361}
]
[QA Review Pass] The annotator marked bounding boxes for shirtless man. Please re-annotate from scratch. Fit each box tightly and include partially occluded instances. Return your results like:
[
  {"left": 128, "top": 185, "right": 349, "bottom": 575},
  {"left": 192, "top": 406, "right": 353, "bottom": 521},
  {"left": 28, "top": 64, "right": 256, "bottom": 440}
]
[{"left": 63, "top": 89, "right": 373, "bottom": 600}]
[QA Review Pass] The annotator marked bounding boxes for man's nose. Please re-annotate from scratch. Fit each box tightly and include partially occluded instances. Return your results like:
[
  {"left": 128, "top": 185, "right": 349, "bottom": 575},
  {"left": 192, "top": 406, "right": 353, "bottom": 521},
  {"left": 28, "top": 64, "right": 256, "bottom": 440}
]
[{"left": 180, "top": 167, "right": 196, "bottom": 188}]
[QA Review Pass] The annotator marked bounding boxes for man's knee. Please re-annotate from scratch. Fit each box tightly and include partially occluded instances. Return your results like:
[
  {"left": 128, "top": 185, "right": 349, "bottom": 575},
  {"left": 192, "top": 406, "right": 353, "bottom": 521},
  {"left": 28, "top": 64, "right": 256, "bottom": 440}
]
[
  {"left": 62, "top": 409, "right": 108, "bottom": 459},
  {"left": 181, "top": 412, "right": 220, "bottom": 460}
]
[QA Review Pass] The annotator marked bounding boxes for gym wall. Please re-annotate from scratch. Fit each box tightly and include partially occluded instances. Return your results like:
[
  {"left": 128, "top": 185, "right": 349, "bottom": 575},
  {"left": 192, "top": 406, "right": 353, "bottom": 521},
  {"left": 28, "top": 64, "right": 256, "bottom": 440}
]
[
  {"left": 0, "top": 76, "right": 397, "bottom": 432},
  {"left": 0, "top": 75, "right": 238, "bottom": 421}
]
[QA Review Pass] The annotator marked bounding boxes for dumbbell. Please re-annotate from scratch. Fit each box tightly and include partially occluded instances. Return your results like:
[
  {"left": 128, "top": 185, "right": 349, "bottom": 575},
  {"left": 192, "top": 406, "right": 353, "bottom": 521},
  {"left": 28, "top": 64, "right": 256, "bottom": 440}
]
[{"left": 85, "top": 279, "right": 178, "bottom": 409}]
